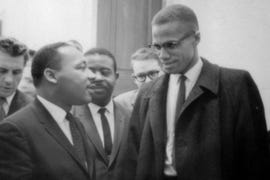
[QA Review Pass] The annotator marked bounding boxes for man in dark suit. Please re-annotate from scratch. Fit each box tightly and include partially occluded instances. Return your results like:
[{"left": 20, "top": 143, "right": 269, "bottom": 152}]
[
  {"left": 73, "top": 48, "right": 131, "bottom": 180},
  {"left": 0, "top": 37, "right": 32, "bottom": 120},
  {"left": 126, "top": 4, "right": 270, "bottom": 180},
  {"left": 0, "top": 42, "right": 96, "bottom": 180}
]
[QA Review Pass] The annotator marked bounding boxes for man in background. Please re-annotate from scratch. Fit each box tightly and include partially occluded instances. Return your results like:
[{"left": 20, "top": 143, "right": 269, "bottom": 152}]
[
  {"left": 114, "top": 47, "right": 162, "bottom": 112},
  {"left": 73, "top": 48, "right": 130, "bottom": 180},
  {"left": 18, "top": 49, "right": 36, "bottom": 98},
  {"left": 126, "top": 4, "right": 269, "bottom": 180},
  {"left": 0, "top": 37, "right": 32, "bottom": 121},
  {"left": 0, "top": 42, "right": 96, "bottom": 180}
]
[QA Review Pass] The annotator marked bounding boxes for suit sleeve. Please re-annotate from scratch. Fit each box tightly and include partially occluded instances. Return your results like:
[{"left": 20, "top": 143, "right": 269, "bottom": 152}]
[
  {"left": 0, "top": 122, "right": 33, "bottom": 180},
  {"left": 235, "top": 72, "right": 270, "bottom": 179}
]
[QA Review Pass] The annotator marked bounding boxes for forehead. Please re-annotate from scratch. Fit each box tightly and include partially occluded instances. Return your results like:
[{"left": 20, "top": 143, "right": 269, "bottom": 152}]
[
  {"left": 58, "top": 46, "right": 84, "bottom": 65},
  {"left": 132, "top": 59, "right": 160, "bottom": 74},
  {"left": 152, "top": 21, "right": 192, "bottom": 42},
  {"left": 86, "top": 54, "right": 114, "bottom": 69},
  {"left": 0, "top": 51, "right": 25, "bottom": 68}
]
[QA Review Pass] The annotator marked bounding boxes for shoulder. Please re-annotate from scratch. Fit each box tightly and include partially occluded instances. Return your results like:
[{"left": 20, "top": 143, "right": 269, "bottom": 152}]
[
  {"left": 3, "top": 101, "right": 38, "bottom": 129},
  {"left": 113, "top": 100, "right": 132, "bottom": 118},
  {"left": 14, "top": 90, "right": 34, "bottom": 105},
  {"left": 114, "top": 89, "right": 137, "bottom": 101}
]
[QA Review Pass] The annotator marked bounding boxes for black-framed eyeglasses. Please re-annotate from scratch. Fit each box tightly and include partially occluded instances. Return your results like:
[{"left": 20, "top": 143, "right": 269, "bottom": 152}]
[
  {"left": 132, "top": 70, "right": 160, "bottom": 82},
  {"left": 148, "top": 31, "right": 197, "bottom": 52}
]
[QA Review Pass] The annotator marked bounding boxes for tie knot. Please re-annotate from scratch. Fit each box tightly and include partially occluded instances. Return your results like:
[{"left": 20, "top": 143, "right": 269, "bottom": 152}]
[
  {"left": 179, "top": 74, "right": 187, "bottom": 82},
  {"left": 98, "top": 107, "right": 107, "bottom": 115},
  {"left": 66, "top": 112, "right": 75, "bottom": 122}
]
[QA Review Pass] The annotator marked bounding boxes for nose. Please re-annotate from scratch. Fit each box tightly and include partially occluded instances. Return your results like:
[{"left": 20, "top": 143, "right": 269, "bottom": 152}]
[
  {"left": 3, "top": 71, "right": 14, "bottom": 84},
  {"left": 86, "top": 68, "right": 96, "bottom": 80},
  {"left": 159, "top": 48, "right": 170, "bottom": 60},
  {"left": 145, "top": 76, "right": 152, "bottom": 83}
]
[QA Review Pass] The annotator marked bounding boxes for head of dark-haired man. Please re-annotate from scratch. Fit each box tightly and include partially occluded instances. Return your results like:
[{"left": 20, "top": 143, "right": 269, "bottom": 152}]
[{"left": 84, "top": 48, "right": 119, "bottom": 107}]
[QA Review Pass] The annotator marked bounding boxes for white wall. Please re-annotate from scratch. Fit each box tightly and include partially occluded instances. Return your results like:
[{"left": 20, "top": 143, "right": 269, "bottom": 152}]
[
  {"left": 165, "top": 0, "right": 270, "bottom": 129},
  {"left": 0, "top": 0, "right": 97, "bottom": 51}
]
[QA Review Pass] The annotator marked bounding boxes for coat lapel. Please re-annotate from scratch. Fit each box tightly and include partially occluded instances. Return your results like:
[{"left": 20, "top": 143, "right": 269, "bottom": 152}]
[
  {"left": 147, "top": 75, "right": 169, "bottom": 171},
  {"left": 33, "top": 99, "right": 89, "bottom": 173},
  {"left": 108, "top": 101, "right": 127, "bottom": 167},
  {"left": 175, "top": 59, "right": 220, "bottom": 123},
  {"left": 74, "top": 105, "right": 109, "bottom": 163}
]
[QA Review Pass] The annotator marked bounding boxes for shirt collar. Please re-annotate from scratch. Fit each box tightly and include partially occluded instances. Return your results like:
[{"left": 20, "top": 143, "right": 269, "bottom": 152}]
[
  {"left": 169, "top": 57, "right": 203, "bottom": 83},
  {"left": 88, "top": 99, "right": 114, "bottom": 114},
  {"left": 37, "top": 95, "right": 67, "bottom": 123}
]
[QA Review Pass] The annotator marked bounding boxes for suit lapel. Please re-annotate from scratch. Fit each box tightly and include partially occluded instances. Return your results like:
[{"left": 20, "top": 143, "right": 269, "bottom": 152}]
[
  {"left": 33, "top": 99, "right": 89, "bottom": 173},
  {"left": 75, "top": 105, "right": 109, "bottom": 163},
  {"left": 8, "top": 90, "right": 29, "bottom": 115},
  {"left": 108, "top": 102, "right": 126, "bottom": 167}
]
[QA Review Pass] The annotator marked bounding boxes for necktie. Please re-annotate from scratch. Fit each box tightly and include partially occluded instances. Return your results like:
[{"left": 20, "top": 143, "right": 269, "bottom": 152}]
[
  {"left": 0, "top": 97, "right": 6, "bottom": 121},
  {"left": 98, "top": 108, "right": 112, "bottom": 156},
  {"left": 172, "top": 75, "right": 186, "bottom": 169},
  {"left": 176, "top": 75, "right": 187, "bottom": 115},
  {"left": 66, "top": 112, "right": 87, "bottom": 164}
]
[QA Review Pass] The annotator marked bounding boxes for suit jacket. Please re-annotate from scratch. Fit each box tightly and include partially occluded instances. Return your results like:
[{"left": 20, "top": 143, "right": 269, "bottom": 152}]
[
  {"left": 73, "top": 101, "right": 131, "bottom": 180},
  {"left": 7, "top": 89, "right": 33, "bottom": 116},
  {"left": 126, "top": 59, "right": 270, "bottom": 180},
  {"left": 114, "top": 89, "right": 138, "bottom": 113},
  {"left": 0, "top": 99, "right": 95, "bottom": 180}
]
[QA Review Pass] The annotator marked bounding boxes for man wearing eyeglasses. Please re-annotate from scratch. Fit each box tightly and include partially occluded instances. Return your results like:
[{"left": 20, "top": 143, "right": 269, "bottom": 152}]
[
  {"left": 114, "top": 47, "right": 162, "bottom": 112},
  {"left": 126, "top": 4, "right": 269, "bottom": 180}
]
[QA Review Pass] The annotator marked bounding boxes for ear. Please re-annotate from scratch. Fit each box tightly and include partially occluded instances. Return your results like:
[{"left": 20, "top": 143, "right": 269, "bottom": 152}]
[
  {"left": 194, "top": 31, "right": 201, "bottom": 45},
  {"left": 44, "top": 68, "right": 57, "bottom": 84}
]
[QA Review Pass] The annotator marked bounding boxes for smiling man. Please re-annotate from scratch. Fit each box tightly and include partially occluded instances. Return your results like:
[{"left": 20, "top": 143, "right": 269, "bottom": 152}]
[
  {"left": 126, "top": 4, "right": 270, "bottom": 180},
  {"left": 73, "top": 47, "right": 131, "bottom": 180},
  {"left": 0, "top": 37, "right": 32, "bottom": 121}
]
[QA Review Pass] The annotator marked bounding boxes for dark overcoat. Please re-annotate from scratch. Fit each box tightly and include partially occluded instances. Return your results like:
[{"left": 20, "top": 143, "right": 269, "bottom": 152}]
[{"left": 125, "top": 59, "right": 270, "bottom": 180}]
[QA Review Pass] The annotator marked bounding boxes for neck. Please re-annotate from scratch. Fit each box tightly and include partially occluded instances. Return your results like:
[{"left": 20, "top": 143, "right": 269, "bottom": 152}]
[{"left": 36, "top": 88, "right": 71, "bottom": 112}]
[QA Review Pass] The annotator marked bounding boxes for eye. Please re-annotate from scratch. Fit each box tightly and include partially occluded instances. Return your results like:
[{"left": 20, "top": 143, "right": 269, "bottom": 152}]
[
  {"left": 152, "top": 44, "right": 162, "bottom": 51},
  {"left": 13, "top": 69, "right": 23, "bottom": 75},
  {"left": 0, "top": 68, "right": 7, "bottom": 74},
  {"left": 164, "top": 41, "right": 178, "bottom": 49},
  {"left": 76, "top": 62, "right": 87, "bottom": 70},
  {"left": 101, "top": 69, "right": 112, "bottom": 76}
]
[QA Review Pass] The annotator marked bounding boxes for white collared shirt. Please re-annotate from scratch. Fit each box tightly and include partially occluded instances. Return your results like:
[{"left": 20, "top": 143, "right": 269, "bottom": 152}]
[
  {"left": 2, "top": 92, "right": 16, "bottom": 114},
  {"left": 88, "top": 100, "right": 115, "bottom": 147},
  {"left": 165, "top": 58, "right": 203, "bottom": 176},
  {"left": 37, "top": 95, "right": 74, "bottom": 145}
]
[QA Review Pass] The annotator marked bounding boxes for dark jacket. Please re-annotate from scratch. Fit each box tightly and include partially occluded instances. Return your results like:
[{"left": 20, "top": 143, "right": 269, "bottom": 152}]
[
  {"left": 0, "top": 99, "right": 95, "bottom": 180},
  {"left": 126, "top": 59, "right": 270, "bottom": 180}
]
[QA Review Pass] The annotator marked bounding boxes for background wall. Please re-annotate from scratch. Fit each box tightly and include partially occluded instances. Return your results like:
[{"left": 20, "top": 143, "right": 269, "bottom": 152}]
[
  {"left": 0, "top": 0, "right": 97, "bottom": 50},
  {"left": 165, "top": 0, "right": 270, "bottom": 129}
]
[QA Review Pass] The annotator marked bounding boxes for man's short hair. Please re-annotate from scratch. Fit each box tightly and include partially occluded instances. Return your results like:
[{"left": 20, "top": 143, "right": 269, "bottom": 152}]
[
  {"left": 84, "top": 47, "right": 117, "bottom": 72},
  {"left": 0, "top": 37, "right": 28, "bottom": 64},
  {"left": 131, "top": 47, "right": 159, "bottom": 62},
  {"left": 152, "top": 4, "right": 199, "bottom": 32},
  {"left": 31, "top": 42, "right": 70, "bottom": 87}
]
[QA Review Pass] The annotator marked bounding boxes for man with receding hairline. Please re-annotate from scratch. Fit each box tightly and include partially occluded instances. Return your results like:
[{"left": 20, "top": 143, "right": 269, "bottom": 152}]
[
  {"left": 114, "top": 47, "right": 163, "bottom": 112},
  {"left": 126, "top": 4, "right": 269, "bottom": 180},
  {"left": 0, "top": 42, "right": 96, "bottom": 180}
]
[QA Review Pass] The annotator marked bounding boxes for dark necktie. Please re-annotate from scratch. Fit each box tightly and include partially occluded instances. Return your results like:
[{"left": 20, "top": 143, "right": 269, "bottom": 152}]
[
  {"left": 172, "top": 75, "right": 186, "bottom": 169},
  {"left": 0, "top": 97, "right": 6, "bottom": 121},
  {"left": 66, "top": 112, "right": 87, "bottom": 165},
  {"left": 98, "top": 108, "right": 113, "bottom": 156},
  {"left": 176, "top": 75, "right": 187, "bottom": 114}
]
